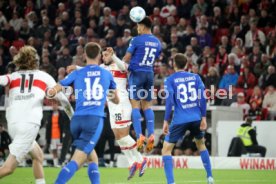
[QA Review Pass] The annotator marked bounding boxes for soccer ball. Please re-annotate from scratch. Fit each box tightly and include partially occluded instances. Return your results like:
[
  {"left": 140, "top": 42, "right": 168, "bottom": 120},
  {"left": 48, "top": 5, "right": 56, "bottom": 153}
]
[{"left": 129, "top": 6, "right": 146, "bottom": 23}]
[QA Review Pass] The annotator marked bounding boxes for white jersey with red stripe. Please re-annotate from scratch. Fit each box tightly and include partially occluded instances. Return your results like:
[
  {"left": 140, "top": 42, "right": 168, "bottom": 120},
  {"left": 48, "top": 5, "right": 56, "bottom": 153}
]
[
  {"left": 0, "top": 70, "right": 56, "bottom": 125},
  {"left": 100, "top": 63, "right": 132, "bottom": 129}
]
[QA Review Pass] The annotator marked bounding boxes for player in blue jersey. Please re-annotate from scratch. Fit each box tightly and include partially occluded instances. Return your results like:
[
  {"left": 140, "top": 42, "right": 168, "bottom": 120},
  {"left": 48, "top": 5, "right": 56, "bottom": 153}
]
[
  {"left": 162, "top": 54, "right": 214, "bottom": 184},
  {"left": 47, "top": 42, "right": 119, "bottom": 184},
  {"left": 123, "top": 16, "right": 162, "bottom": 152}
]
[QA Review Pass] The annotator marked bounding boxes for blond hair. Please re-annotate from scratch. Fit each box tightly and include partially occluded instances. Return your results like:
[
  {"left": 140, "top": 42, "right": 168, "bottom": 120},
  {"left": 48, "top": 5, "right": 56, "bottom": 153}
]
[{"left": 13, "top": 46, "right": 38, "bottom": 70}]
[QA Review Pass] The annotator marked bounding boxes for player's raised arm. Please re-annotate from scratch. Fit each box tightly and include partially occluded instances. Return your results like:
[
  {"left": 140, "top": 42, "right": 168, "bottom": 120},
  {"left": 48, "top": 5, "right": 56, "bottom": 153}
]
[
  {"left": 123, "top": 37, "right": 136, "bottom": 63},
  {"left": 105, "top": 47, "right": 128, "bottom": 72}
]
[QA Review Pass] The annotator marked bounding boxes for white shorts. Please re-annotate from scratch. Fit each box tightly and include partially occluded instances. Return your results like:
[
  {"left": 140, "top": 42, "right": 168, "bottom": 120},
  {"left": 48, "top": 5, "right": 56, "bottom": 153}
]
[
  {"left": 108, "top": 97, "right": 132, "bottom": 129},
  {"left": 8, "top": 123, "right": 40, "bottom": 163},
  {"left": 50, "top": 139, "right": 61, "bottom": 150}
]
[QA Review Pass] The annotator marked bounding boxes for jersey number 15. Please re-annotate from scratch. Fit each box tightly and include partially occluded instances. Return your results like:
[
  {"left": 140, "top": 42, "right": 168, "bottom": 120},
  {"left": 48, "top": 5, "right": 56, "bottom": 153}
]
[{"left": 141, "top": 47, "right": 157, "bottom": 66}]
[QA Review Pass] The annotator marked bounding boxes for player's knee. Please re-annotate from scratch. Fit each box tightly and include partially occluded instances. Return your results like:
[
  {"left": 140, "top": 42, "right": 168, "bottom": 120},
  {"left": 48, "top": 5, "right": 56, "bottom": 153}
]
[
  {"left": 195, "top": 138, "right": 206, "bottom": 151},
  {"left": 161, "top": 145, "right": 172, "bottom": 156}
]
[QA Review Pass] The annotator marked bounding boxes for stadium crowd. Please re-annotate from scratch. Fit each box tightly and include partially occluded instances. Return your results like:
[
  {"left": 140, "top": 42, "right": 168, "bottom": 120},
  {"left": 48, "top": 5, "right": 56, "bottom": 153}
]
[{"left": 0, "top": 0, "right": 276, "bottom": 121}]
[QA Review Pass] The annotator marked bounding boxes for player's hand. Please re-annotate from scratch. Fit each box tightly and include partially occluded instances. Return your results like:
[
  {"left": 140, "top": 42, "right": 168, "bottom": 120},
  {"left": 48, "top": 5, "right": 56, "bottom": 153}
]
[
  {"left": 163, "top": 120, "right": 169, "bottom": 135},
  {"left": 106, "top": 47, "right": 114, "bottom": 56},
  {"left": 200, "top": 117, "right": 207, "bottom": 131},
  {"left": 67, "top": 65, "right": 77, "bottom": 74}
]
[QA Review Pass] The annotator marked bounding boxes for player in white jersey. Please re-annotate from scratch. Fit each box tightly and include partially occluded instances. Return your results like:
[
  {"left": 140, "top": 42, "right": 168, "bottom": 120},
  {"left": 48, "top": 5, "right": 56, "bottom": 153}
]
[
  {"left": 0, "top": 46, "right": 73, "bottom": 184},
  {"left": 67, "top": 47, "right": 147, "bottom": 180}
]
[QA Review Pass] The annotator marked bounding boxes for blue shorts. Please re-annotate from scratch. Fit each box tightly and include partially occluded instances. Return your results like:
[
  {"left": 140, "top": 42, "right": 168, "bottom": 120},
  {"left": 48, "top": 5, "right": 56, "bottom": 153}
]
[
  {"left": 128, "top": 71, "right": 154, "bottom": 101},
  {"left": 165, "top": 121, "right": 205, "bottom": 143},
  {"left": 70, "top": 115, "right": 104, "bottom": 155}
]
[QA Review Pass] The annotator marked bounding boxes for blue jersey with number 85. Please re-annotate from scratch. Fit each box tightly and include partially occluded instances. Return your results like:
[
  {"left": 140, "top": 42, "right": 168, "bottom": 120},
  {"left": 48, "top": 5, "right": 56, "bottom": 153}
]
[{"left": 127, "top": 34, "right": 162, "bottom": 72}]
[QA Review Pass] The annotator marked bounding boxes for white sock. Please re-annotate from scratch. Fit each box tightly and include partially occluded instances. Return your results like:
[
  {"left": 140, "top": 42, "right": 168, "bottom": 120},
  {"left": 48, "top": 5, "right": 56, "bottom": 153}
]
[
  {"left": 53, "top": 158, "right": 58, "bottom": 166},
  {"left": 122, "top": 135, "right": 144, "bottom": 163},
  {"left": 117, "top": 138, "right": 135, "bottom": 166},
  {"left": 35, "top": 178, "right": 46, "bottom": 184}
]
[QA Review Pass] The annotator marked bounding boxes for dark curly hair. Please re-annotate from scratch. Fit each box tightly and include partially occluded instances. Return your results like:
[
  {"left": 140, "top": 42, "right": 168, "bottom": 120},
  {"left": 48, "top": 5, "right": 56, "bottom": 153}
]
[{"left": 13, "top": 46, "right": 38, "bottom": 70}]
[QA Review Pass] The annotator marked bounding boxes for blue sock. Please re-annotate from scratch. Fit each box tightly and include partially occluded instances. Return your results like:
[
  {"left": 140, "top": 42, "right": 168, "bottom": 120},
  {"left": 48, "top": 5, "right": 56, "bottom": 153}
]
[
  {"left": 162, "top": 155, "right": 174, "bottom": 184},
  {"left": 88, "top": 162, "right": 100, "bottom": 184},
  {"left": 132, "top": 108, "right": 142, "bottom": 138},
  {"left": 55, "top": 160, "right": 78, "bottom": 184},
  {"left": 144, "top": 108, "right": 154, "bottom": 136},
  {"left": 200, "top": 150, "right": 213, "bottom": 178}
]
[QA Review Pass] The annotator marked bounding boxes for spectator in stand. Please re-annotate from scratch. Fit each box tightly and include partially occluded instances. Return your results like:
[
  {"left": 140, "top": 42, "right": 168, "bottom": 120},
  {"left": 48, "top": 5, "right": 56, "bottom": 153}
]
[
  {"left": 228, "top": 53, "right": 241, "bottom": 71},
  {"left": 248, "top": 100, "right": 263, "bottom": 120},
  {"left": 254, "top": 54, "right": 271, "bottom": 78},
  {"left": 219, "top": 65, "right": 238, "bottom": 91},
  {"left": 99, "top": 7, "right": 116, "bottom": 26},
  {"left": 57, "top": 67, "right": 66, "bottom": 81},
  {"left": 0, "top": 11, "right": 7, "bottom": 27},
  {"left": 184, "top": 45, "right": 198, "bottom": 65},
  {"left": 231, "top": 92, "right": 250, "bottom": 118},
  {"left": 259, "top": 65, "right": 276, "bottom": 89},
  {"left": 167, "top": 33, "right": 184, "bottom": 54},
  {"left": 181, "top": 25, "right": 196, "bottom": 48},
  {"left": 196, "top": 15, "right": 212, "bottom": 34},
  {"left": 216, "top": 36, "right": 232, "bottom": 54},
  {"left": 55, "top": 47, "right": 72, "bottom": 70},
  {"left": 72, "top": 45, "right": 85, "bottom": 66},
  {"left": 40, "top": 56, "right": 57, "bottom": 79},
  {"left": 237, "top": 66, "right": 256, "bottom": 89},
  {"left": 9, "top": 12, "right": 23, "bottom": 32},
  {"left": 249, "top": 86, "right": 263, "bottom": 108},
  {"left": 122, "top": 28, "right": 132, "bottom": 45},
  {"left": 248, "top": 45, "right": 262, "bottom": 70},
  {"left": 197, "top": 46, "right": 211, "bottom": 66},
  {"left": 191, "top": 0, "right": 208, "bottom": 17},
  {"left": 245, "top": 20, "right": 265, "bottom": 49},
  {"left": 192, "top": 63, "right": 204, "bottom": 83},
  {"left": 200, "top": 55, "right": 216, "bottom": 77},
  {"left": 0, "top": 123, "right": 11, "bottom": 164},
  {"left": 196, "top": 27, "right": 212, "bottom": 49},
  {"left": 262, "top": 86, "right": 276, "bottom": 120},
  {"left": 205, "top": 66, "right": 220, "bottom": 90},
  {"left": 177, "top": 0, "right": 192, "bottom": 19},
  {"left": 114, "top": 37, "right": 127, "bottom": 59},
  {"left": 190, "top": 37, "right": 202, "bottom": 56},
  {"left": 216, "top": 45, "right": 228, "bottom": 76}
]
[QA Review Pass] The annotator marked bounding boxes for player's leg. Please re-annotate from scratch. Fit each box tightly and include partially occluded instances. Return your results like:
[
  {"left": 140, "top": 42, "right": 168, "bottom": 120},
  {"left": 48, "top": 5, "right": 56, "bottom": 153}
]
[
  {"left": 0, "top": 154, "right": 18, "bottom": 178},
  {"left": 29, "top": 142, "right": 46, "bottom": 184},
  {"left": 87, "top": 150, "right": 100, "bottom": 184},
  {"left": 141, "top": 72, "right": 155, "bottom": 152},
  {"left": 162, "top": 124, "right": 186, "bottom": 184},
  {"left": 55, "top": 116, "right": 104, "bottom": 184},
  {"left": 191, "top": 121, "right": 214, "bottom": 184},
  {"left": 129, "top": 72, "right": 145, "bottom": 150}
]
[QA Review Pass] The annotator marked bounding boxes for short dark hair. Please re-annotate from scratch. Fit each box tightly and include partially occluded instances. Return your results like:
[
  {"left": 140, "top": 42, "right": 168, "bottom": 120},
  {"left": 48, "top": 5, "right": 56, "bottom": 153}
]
[
  {"left": 138, "top": 16, "right": 152, "bottom": 29},
  {"left": 84, "top": 42, "right": 101, "bottom": 59},
  {"left": 174, "top": 53, "right": 187, "bottom": 69}
]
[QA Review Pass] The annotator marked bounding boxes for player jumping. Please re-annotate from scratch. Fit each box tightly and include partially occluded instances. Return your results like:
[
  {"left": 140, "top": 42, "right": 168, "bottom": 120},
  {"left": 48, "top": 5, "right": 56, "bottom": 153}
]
[
  {"left": 123, "top": 16, "right": 162, "bottom": 152},
  {"left": 0, "top": 46, "right": 73, "bottom": 184},
  {"left": 162, "top": 54, "right": 214, "bottom": 184},
  {"left": 49, "top": 42, "right": 119, "bottom": 184}
]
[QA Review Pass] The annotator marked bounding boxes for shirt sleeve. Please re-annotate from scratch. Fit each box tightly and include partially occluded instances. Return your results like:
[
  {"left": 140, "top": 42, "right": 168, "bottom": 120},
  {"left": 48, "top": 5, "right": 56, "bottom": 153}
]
[
  {"left": 109, "top": 72, "right": 117, "bottom": 90},
  {"left": 126, "top": 37, "right": 136, "bottom": 54},
  {"left": 0, "top": 75, "right": 11, "bottom": 86},
  {"left": 164, "top": 78, "right": 174, "bottom": 121},
  {"left": 197, "top": 75, "right": 207, "bottom": 117},
  {"left": 59, "top": 70, "right": 77, "bottom": 86}
]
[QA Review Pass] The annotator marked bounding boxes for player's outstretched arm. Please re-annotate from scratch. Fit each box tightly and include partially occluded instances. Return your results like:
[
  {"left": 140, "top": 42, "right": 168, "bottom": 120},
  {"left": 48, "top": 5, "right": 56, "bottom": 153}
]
[
  {"left": 105, "top": 47, "right": 128, "bottom": 72},
  {"left": 55, "top": 92, "right": 74, "bottom": 120}
]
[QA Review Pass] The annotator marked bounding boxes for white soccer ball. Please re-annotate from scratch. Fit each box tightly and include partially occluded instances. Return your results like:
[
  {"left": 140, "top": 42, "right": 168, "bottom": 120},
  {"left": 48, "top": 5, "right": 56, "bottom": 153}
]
[{"left": 129, "top": 6, "right": 146, "bottom": 23}]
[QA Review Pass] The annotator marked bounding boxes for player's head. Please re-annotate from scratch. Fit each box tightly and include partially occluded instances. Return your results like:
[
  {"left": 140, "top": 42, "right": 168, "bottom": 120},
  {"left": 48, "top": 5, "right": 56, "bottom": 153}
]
[
  {"left": 173, "top": 53, "right": 187, "bottom": 71},
  {"left": 84, "top": 42, "right": 102, "bottom": 63},
  {"left": 137, "top": 16, "right": 152, "bottom": 34},
  {"left": 13, "top": 46, "right": 38, "bottom": 70}
]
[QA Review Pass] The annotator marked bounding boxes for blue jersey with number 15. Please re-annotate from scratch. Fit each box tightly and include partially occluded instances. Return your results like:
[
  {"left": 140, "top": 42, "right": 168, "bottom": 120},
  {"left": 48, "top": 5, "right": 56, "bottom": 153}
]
[
  {"left": 59, "top": 65, "right": 116, "bottom": 117},
  {"left": 127, "top": 34, "right": 162, "bottom": 72}
]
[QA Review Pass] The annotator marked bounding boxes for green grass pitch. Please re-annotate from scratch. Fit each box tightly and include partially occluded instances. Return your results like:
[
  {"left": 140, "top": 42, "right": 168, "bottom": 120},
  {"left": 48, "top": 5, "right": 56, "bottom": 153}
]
[{"left": 1, "top": 167, "right": 276, "bottom": 184}]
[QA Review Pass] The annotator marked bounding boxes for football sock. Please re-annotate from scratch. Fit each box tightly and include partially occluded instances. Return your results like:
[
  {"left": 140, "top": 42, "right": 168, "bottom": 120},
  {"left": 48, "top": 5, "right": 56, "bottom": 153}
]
[
  {"left": 35, "top": 178, "right": 46, "bottom": 184},
  {"left": 117, "top": 138, "right": 135, "bottom": 166},
  {"left": 88, "top": 162, "right": 100, "bottom": 184},
  {"left": 162, "top": 155, "right": 174, "bottom": 184},
  {"left": 144, "top": 108, "right": 154, "bottom": 136},
  {"left": 124, "top": 135, "right": 144, "bottom": 163},
  {"left": 200, "top": 150, "right": 213, "bottom": 178},
  {"left": 132, "top": 108, "right": 142, "bottom": 138},
  {"left": 55, "top": 160, "right": 78, "bottom": 184}
]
